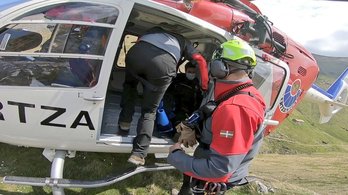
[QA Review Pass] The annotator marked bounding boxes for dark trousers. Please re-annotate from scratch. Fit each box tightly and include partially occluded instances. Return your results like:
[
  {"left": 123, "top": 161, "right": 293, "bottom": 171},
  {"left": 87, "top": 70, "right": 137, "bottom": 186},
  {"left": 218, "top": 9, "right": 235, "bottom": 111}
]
[{"left": 119, "top": 41, "right": 177, "bottom": 158}]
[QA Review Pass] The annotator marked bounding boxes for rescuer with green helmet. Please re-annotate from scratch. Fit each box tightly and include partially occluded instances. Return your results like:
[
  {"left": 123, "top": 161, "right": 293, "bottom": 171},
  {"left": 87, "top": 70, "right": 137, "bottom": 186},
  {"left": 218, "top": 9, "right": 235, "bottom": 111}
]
[{"left": 167, "top": 38, "right": 266, "bottom": 195}]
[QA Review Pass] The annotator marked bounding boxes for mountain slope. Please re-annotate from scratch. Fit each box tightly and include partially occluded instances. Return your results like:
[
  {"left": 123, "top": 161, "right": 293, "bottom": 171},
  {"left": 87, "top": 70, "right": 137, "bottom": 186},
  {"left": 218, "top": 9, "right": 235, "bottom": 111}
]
[{"left": 313, "top": 53, "right": 348, "bottom": 78}]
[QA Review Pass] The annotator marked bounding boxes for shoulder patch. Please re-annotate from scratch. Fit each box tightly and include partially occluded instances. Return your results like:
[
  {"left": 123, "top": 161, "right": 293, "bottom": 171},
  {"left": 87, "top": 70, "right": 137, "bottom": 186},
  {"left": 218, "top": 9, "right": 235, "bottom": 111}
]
[{"left": 220, "top": 130, "right": 234, "bottom": 138}]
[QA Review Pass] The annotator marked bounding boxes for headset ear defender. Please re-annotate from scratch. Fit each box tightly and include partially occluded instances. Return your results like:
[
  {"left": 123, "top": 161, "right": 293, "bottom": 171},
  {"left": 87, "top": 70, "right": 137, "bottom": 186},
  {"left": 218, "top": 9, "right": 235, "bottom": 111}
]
[
  {"left": 210, "top": 46, "right": 230, "bottom": 79},
  {"left": 210, "top": 59, "right": 229, "bottom": 79}
]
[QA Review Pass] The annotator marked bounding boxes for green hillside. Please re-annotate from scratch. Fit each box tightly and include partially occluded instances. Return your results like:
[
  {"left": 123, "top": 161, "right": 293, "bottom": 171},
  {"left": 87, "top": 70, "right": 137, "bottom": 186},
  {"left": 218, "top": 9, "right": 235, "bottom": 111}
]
[{"left": 262, "top": 101, "right": 348, "bottom": 155}]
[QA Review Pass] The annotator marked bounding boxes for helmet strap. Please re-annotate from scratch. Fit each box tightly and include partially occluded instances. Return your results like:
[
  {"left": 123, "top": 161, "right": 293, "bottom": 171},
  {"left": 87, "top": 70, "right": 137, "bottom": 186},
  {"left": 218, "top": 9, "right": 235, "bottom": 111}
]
[{"left": 246, "top": 69, "right": 254, "bottom": 79}]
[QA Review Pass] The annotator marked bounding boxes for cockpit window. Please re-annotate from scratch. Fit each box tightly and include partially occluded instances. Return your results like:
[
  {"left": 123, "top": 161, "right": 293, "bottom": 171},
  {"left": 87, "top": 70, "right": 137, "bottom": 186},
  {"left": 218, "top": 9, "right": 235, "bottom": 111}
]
[
  {"left": 0, "top": 2, "right": 118, "bottom": 88},
  {"left": 253, "top": 58, "right": 286, "bottom": 110}
]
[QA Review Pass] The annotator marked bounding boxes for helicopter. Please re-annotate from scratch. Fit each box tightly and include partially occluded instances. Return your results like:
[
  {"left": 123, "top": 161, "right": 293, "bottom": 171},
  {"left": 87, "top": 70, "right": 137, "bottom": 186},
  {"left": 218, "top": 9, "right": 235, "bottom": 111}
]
[{"left": 0, "top": 0, "right": 347, "bottom": 194}]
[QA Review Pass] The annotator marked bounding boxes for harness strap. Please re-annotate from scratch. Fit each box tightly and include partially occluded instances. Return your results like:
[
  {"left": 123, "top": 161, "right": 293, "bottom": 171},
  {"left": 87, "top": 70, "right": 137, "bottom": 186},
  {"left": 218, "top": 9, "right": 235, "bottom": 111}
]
[
  {"left": 214, "top": 83, "right": 253, "bottom": 105},
  {"left": 200, "top": 83, "right": 254, "bottom": 120},
  {"left": 185, "top": 83, "right": 255, "bottom": 126}
]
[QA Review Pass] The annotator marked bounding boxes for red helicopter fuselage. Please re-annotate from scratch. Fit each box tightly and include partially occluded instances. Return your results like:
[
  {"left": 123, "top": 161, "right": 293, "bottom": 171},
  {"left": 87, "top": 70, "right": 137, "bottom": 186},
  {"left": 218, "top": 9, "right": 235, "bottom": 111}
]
[{"left": 154, "top": 0, "right": 320, "bottom": 134}]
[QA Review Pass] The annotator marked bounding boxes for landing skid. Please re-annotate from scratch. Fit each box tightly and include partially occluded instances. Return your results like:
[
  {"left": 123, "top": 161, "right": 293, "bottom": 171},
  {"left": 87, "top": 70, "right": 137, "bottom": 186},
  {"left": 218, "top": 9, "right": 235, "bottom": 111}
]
[{"left": 2, "top": 149, "right": 174, "bottom": 195}]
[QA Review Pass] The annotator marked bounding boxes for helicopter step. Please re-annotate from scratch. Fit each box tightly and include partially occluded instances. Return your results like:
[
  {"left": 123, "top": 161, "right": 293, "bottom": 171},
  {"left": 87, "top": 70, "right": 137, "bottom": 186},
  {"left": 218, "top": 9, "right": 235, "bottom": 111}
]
[
  {"left": 99, "top": 89, "right": 177, "bottom": 148},
  {"left": 98, "top": 134, "right": 175, "bottom": 145},
  {"left": 3, "top": 163, "right": 174, "bottom": 189}
]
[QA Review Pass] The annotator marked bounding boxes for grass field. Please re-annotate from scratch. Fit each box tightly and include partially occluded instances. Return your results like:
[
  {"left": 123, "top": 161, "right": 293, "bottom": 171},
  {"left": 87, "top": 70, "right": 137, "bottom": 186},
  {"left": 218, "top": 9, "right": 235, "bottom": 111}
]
[
  {"left": 1, "top": 143, "right": 348, "bottom": 195},
  {"left": 250, "top": 152, "right": 348, "bottom": 195}
]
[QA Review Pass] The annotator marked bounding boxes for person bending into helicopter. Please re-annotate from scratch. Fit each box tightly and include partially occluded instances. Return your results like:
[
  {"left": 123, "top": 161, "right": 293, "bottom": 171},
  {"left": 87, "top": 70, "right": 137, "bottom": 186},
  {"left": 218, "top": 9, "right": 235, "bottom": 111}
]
[
  {"left": 167, "top": 39, "right": 266, "bottom": 195},
  {"left": 118, "top": 26, "right": 209, "bottom": 166}
]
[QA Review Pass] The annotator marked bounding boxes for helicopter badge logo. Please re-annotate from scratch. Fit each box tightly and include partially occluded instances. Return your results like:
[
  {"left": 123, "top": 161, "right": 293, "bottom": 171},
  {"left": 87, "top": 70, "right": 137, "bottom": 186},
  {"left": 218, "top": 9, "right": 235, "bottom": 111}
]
[{"left": 279, "top": 79, "right": 302, "bottom": 113}]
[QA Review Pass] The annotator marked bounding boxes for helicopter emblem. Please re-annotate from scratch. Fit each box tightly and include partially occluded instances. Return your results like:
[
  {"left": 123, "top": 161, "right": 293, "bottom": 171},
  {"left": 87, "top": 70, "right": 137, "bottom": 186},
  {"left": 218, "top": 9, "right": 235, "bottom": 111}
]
[{"left": 279, "top": 79, "right": 302, "bottom": 113}]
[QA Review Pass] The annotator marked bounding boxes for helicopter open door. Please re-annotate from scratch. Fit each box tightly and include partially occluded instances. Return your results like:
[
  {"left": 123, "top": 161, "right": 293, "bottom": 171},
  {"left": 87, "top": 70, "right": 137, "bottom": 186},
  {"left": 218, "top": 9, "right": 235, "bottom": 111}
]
[
  {"left": 0, "top": 1, "right": 133, "bottom": 150},
  {"left": 96, "top": 3, "right": 230, "bottom": 154}
]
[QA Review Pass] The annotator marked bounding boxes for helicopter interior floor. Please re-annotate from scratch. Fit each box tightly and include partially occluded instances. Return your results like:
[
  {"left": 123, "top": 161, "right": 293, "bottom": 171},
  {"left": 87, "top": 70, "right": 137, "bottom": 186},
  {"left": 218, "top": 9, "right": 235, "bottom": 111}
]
[{"left": 99, "top": 70, "right": 175, "bottom": 145}]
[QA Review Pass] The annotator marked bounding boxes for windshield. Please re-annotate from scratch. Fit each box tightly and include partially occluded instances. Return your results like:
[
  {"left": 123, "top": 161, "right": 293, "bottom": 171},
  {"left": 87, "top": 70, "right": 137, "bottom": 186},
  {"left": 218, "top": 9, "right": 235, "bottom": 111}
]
[{"left": 252, "top": 57, "right": 287, "bottom": 110}]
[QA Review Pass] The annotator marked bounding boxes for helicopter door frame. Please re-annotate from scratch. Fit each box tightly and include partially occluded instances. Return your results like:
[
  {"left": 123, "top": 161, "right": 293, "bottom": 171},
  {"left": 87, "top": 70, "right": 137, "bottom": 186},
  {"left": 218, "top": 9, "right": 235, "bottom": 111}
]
[{"left": 253, "top": 49, "right": 290, "bottom": 127}]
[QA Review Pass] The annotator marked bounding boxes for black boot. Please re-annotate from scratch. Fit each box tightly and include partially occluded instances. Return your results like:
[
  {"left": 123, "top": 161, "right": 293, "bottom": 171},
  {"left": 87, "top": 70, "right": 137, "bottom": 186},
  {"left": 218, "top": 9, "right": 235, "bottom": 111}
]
[{"left": 178, "top": 174, "right": 193, "bottom": 195}]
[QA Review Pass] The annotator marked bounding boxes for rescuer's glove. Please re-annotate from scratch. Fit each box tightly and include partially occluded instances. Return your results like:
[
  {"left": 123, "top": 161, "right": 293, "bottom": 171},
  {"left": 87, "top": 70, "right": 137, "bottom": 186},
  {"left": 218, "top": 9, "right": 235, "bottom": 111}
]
[{"left": 176, "top": 122, "right": 197, "bottom": 147}]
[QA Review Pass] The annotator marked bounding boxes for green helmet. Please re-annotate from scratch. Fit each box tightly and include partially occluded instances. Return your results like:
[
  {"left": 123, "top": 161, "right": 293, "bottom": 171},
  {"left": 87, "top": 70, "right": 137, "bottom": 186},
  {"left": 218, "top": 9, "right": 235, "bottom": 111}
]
[{"left": 213, "top": 39, "right": 257, "bottom": 67}]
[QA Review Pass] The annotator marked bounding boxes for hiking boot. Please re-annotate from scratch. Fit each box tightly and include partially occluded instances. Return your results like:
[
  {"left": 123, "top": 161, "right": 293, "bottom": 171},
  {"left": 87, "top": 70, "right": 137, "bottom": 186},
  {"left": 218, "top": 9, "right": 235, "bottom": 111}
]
[
  {"left": 127, "top": 154, "right": 145, "bottom": 166},
  {"left": 119, "top": 122, "right": 131, "bottom": 132}
]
